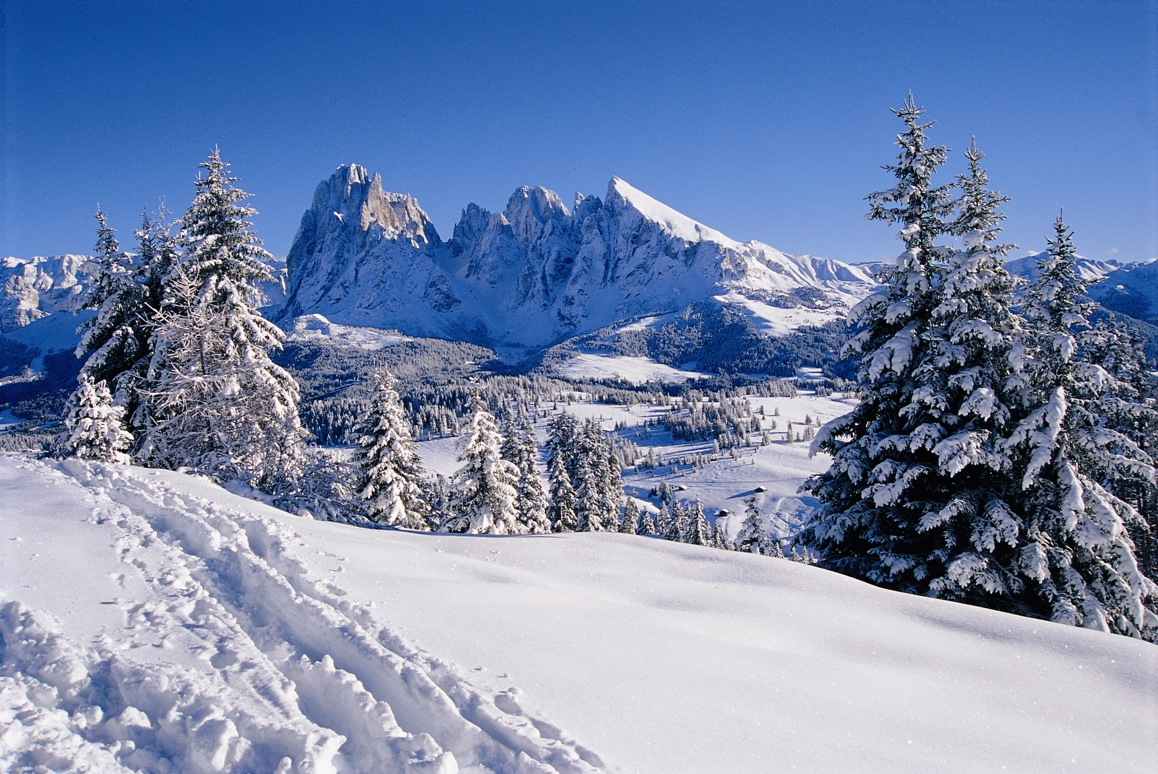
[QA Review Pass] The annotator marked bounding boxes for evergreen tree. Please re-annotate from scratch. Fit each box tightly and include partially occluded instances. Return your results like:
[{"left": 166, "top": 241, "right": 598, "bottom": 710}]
[
  {"left": 796, "top": 106, "right": 1032, "bottom": 602},
  {"left": 140, "top": 151, "right": 305, "bottom": 491},
  {"left": 736, "top": 495, "right": 764, "bottom": 554},
  {"left": 76, "top": 208, "right": 143, "bottom": 387},
  {"left": 573, "top": 453, "right": 602, "bottom": 532},
  {"left": 684, "top": 499, "right": 711, "bottom": 546},
  {"left": 1004, "top": 215, "right": 1158, "bottom": 638},
  {"left": 353, "top": 369, "right": 428, "bottom": 529},
  {"left": 1082, "top": 319, "right": 1158, "bottom": 578},
  {"left": 445, "top": 402, "right": 521, "bottom": 534},
  {"left": 502, "top": 415, "right": 550, "bottom": 534},
  {"left": 547, "top": 450, "right": 578, "bottom": 532},
  {"left": 59, "top": 374, "right": 133, "bottom": 464},
  {"left": 619, "top": 497, "right": 639, "bottom": 534},
  {"left": 664, "top": 500, "right": 684, "bottom": 542},
  {"left": 638, "top": 504, "right": 656, "bottom": 536}
]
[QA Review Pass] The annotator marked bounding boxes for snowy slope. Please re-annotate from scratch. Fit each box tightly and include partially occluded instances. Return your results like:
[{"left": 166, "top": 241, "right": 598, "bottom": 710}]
[
  {"left": 0, "top": 256, "right": 94, "bottom": 333},
  {"left": 3, "top": 455, "right": 1155, "bottom": 773},
  {"left": 276, "top": 166, "right": 877, "bottom": 347}
]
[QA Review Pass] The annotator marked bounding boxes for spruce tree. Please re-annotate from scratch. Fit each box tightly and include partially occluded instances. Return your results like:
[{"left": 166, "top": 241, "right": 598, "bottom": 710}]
[
  {"left": 59, "top": 374, "right": 133, "bottom": 464},
  {"left": 70, "top": 209, "right": 150, "bottom": 445},
  {"left": 1004, "top": 215, "right": 1158, "bottom": 638},
  {"left": 619, "top": 497, "right": 639, "bottom": 534},
  {"left": 503, "top": 415, "right": 550, "bottom": 534},
  {"left": 547, "top": 450, "right": 578, "bottom": 532},
  {"left": 141, "top": 150, "right": 305, "bottom": 491},
  {"left": 736, "top": 495, "right": 764, "bottom": 554},
  {"left": 353, "top": 369, "right": 429, "bottom": 529},
  {"left": 667, "top": 498, "right": 680, "bottom": 542},
  {"left": 685, "top": 499, "right": 710, "bottom": 546},
  {"left": 445, "top": 402, "right": 521, "bottom": 534},
  {"left": 799, "top": 95, "right": 958, "bottom": 590},
  {"left": 638, "top": 505, "right": 657, "bottom": 536}
]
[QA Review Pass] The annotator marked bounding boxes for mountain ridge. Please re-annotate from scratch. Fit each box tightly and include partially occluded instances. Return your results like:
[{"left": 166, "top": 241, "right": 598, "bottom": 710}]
[{"left": 275, "top": 165, "right": 878, "bottom": 348}]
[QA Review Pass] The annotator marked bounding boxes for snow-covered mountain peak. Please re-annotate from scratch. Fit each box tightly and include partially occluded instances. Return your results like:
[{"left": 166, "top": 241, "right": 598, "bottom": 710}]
[
  {"left": 308, "top": 164, "right": 437, "bottom": 245},
  {"left": 279, "top": 167, "right": 880, "bottom": 347},
  {"left": 606, "top": 176, "right": 741, "bottom": 250},
  {"left": 503, "top": 185, "right": 569, "bottom": 244}
]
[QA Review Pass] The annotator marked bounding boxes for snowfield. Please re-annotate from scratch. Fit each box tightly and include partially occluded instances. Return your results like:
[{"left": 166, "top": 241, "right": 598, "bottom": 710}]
[{"left": 2, "top": 455, "right": 1155, "bottom": 773}]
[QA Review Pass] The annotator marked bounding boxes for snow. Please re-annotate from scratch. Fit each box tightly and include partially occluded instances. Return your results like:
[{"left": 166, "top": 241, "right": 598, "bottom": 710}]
[
  {"left": 608, "top": 178, "right": 742, "bottom": 250},
  {"left": 4, "top": 451, "right": 1154, "bottom": 773},
  {"left": 0, "top": 309, "right": 94, "bottom": 356},
  {"left": 288, "top": 314, "right": 411, "bottom": 351},
  {"left": 714, "top": 291, "right": 848, "bottom": 336},
  {"left": 554, "top": 354, "right": 706, "bottom": 385}
]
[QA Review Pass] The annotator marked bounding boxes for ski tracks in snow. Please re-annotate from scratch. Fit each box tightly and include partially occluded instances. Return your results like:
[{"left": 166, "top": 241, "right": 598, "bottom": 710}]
[{"left": 0, "top": 458, "right": 606, "bottom": 774}]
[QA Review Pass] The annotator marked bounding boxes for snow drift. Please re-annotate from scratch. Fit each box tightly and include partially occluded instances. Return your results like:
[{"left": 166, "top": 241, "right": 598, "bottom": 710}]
[{"left": 1, "top": 455, "right": 1155, "bottom": 773}]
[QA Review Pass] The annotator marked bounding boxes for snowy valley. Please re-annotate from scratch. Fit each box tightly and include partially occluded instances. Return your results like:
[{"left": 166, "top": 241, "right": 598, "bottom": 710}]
[{"left": 3, "top": 144, "right": 1158, "bottom": 774}]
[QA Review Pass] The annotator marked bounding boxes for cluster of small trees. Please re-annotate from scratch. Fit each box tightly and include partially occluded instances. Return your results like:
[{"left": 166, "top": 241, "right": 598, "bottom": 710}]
[
  {"left": 798, "top": 96, "right": 1158, "bottom": 641},
  {"left": 349, "top": 375, "right": 622, "bottom": 534},
  {"left": 60, "top": 149, "right": 306, "bottom": 492}
]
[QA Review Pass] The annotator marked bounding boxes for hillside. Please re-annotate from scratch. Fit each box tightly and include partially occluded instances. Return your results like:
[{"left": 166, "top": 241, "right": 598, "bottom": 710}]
[{"left": 2, "top": 454, "right": 1154, "bottom": 773}]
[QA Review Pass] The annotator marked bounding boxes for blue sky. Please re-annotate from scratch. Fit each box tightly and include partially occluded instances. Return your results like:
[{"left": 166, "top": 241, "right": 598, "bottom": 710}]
[{"left": 1, "top": 1, "right": 1155, "bottom": 265}]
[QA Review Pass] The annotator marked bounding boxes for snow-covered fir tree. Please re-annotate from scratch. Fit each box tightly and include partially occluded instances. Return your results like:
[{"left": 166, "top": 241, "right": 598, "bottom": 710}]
[
  {"left": 619, "top": 497, "right": 639, "bottom": 534},
  {"left": 799, "top": 107, "right": 1031, "bottom": 604},
  {"left": 75, "top": 209, "right": 144, "bottom": 396},
  {"left": 352, "top": 369, "right": 429, "bottom": 529},
  {"left": 572, "top": 453, "right": 602, "bottom": 532},
  {"left": 547, "top": 450, "right": 577, "bottom": 532},
  {"left": 638, "top": 505, "right": 657, "bottom": 536},
  {"left": 665, "top": 500, "right": 685, "bottom": 542},
  {"left": 684, "top": 499, "right": 710, "bottom": 546},
  {"left": 140, "top": 150, "right": 306, "bottom": 491},
  {"left": 59, "top": 374, "right": 133, "bottom": 464},
  {"left": 1081, "top": 319, "right": 1158, "bottom": 577},
  {"left": 735, "top": 495, "right": 764, "bottom": 554},
  {"left": 502, "top": 415, "right": 550, "bottom": 534},
  {"left": 1004, "top": 214, "right": 1158, "bottom": 639},
  {"left": 445, "top": 401, "right": 521, "bottom": 534}
]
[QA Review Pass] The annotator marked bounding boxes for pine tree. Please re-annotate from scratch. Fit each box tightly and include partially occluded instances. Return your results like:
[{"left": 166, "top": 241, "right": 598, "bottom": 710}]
[
  {"left": 898, "top": 139, "right": 1026, "bottom": 604},
  {"left": 547, "top": 451, "right": 578, "bottom": 532},
  {"left": 1083, "top": 319, "right": 1158, "bottom": 577},
  {"left": 59, "top": 374, "right": 133, "bottom": 464},
  {"left": 736, "top": 495, "right": 764, "bottom": 554},
  {"left": 684, "top": 499, "right": 710, "bottom": 546},
  {"left": 445, "top": 402, "right": 521, "bottom": 534},
  {"left": 661, "top": 500, "right": 681, "bottom": 541},
  {"left": 353, "top": 369, "right": 428, "bottom": 529},
  {"left": 70, "top": 208, "right": 150, "bottom": 445},
  {"left": 1004, "top": 214, "right": 1158, "bottom": 638},
  {"left": 619, "top": 497, "right": 639, "bottom": 534},
  {"left": 573, "top": 453, "right": 602, "bottom": 532},
  {"left": 638, "top": 504, "right": 657, "bottom": 536},
  {"left": 140, "top": 150, "right": 305, "bottom": 491},
  {"left": 502, "top": 415, "right": 550, "bottom": 534},
  {"left": 799, "top": 95, "right": 958, "bottom": 590}
]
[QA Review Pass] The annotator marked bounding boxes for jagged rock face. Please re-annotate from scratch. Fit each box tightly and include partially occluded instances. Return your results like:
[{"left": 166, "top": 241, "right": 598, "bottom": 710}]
[
  {"left": 278, "top": 166, "right": 879, "bottom": 346},
  {"left": 0, "top": 255, "right": 93, "bottom": 333}
]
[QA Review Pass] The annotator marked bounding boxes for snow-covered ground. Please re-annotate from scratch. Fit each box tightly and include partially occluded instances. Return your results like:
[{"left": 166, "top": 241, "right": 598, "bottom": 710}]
[
  {"left": 287, "top": 314, "right": 412, "bottom": 351},
  {"left": 554, "top": 354, "right": 705, "bottom": 385},
  {"left": 2, "top": 455, "right": 1155, "bottom": 773}
]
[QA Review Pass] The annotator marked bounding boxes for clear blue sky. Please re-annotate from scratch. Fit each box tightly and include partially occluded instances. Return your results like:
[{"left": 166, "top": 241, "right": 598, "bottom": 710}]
[{"left": 2, "top": 1, "right": 1155, "bottom": 265}]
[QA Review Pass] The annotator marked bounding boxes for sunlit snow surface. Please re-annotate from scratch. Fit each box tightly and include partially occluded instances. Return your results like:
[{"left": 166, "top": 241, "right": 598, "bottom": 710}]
[
  {"left": 2, "top": 455, "right": 1155, "bottom": 773},
  {"left": 555, "top": 354, "right": 705, "bottom": 385},
  {"left": 288, "top": 313, "right": 411, "bottom": 351}
]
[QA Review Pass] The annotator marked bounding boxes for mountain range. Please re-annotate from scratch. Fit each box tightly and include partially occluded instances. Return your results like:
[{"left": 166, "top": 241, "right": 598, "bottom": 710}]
[{"left": 276, "top": 165, "right": 877, "bottom": 348}]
